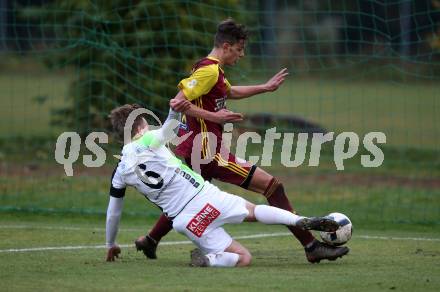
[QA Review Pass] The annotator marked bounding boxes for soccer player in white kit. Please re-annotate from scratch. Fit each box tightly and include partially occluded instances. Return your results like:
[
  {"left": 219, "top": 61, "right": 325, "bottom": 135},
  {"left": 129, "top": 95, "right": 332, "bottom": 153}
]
[{"left": 105, "top": 101, "right": 340, "bottom": 267}]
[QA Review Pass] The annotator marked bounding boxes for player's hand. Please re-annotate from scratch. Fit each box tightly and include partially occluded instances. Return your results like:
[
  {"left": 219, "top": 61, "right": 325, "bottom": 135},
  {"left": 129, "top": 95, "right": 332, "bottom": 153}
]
[
  {"left": 264, "top": 68, "right": 289, "bottom": 92},
  {"left": 212, "top": 109, "right": 243, "bottom": 124},
  {"left": 106, "top": 245, "right": 121, "bottom": 262},
  {"left": 170, "top": 98, "right": 192, "bottom": 112}
]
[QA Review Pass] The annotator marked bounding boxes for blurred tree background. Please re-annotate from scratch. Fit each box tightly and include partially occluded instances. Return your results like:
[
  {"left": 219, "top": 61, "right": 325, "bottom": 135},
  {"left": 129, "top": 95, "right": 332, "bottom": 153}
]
[
  {"left": 7, "top": 0, "right": 249, "bottom": 134},
  {"left": 2, "top": 0, "right": 438, "bottom": 135}
]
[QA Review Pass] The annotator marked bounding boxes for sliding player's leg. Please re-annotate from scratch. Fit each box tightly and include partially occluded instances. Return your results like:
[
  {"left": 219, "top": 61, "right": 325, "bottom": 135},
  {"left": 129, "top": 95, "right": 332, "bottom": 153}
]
[
  {"left": 211, "top": 154, "right": 349, "bottom": 263},
  {"left": 167, "top": 182, "right": 250, "bottom": 267},
  {"left": 224, "top": 240, "right": 252, "bottom": 267},
  {"left": 189, "top": 197, "right": 340, "bottom": 267},
  {"left": 189, "top": 230, "right": 250, "bottom": 268},
  {"left": 244, "top": 201, "right": 339, "bottom": 232}
]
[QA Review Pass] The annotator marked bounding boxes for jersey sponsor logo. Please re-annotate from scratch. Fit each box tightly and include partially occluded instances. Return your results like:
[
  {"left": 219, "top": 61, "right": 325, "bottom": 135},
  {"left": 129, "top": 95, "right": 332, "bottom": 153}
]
[
  {"left": 186, "top": 203, "right": 220, "bottom": 237},
  {"left": 175, "top": 168, "right": 200, "bottom": 188},
  {"left": 187, "top": 79, "right": 197, "bottom": 89},
  {"left": 214, "top": 96, "right": 227, "bottom": 111},
  {"left": 179, "top": 122, "right": 188, "bottom": 131}
]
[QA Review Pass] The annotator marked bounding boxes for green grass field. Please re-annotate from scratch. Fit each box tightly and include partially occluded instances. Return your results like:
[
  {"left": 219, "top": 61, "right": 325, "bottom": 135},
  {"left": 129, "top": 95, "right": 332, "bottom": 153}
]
[
  {"left": 1, "top": 214, "right": 439, "bottom": 291},
  {"left": 1, "top": 162, "right": 439, "bottom": 291},
  {"left": 0, "top": 72, "right": 72, "bottom": 136}
]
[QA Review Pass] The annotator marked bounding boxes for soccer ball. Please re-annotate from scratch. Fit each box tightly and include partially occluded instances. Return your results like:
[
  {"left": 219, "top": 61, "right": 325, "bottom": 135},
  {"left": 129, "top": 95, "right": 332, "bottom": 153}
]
[{"left": 319, "top": 212, "right": 352, "bottom": 246}]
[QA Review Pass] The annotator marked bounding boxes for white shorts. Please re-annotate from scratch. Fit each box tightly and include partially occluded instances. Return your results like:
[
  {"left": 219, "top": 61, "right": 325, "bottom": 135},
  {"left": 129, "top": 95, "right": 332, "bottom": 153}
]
[{"left": 172, "top": 182, "right": 248, "bottom": 254}]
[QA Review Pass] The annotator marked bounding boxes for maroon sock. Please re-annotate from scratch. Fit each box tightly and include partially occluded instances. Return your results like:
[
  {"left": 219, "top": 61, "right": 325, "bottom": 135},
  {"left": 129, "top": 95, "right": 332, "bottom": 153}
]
[
  {"left": 148, "top": 214, "right": 173, "bottom": 242},
  {"left": 264, "top": 178, "right": 315, "bottom": 247}
]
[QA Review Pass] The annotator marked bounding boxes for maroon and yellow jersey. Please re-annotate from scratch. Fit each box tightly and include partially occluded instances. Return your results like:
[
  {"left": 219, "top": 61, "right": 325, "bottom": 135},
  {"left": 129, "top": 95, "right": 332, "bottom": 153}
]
[{"left": 175, "top": 56, "right": 231, "bottom": 159}]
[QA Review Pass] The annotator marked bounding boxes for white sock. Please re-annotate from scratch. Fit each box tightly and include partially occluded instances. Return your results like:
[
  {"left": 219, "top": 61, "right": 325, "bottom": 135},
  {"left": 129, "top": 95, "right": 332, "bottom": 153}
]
[
  {"left": 205, "top": 252, "right": 240, "bottom": 267},
  {"left": 254, "top": 205, "right": 305, "bottom": 226}
]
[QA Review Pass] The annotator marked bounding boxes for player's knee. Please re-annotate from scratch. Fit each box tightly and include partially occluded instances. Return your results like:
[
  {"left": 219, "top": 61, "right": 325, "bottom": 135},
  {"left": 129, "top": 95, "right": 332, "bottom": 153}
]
[
  {"left": 244, "top": 201, "right": 256, "bottom": 222},
  {"left": 237, "top": 250, "right": 252, "bottom": 267}
]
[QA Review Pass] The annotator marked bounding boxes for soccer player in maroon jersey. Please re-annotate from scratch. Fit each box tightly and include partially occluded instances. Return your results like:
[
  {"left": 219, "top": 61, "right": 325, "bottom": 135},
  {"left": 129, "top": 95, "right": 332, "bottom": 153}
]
[{"left": 135, "top": 18, "right": 349, "bottom": 263}]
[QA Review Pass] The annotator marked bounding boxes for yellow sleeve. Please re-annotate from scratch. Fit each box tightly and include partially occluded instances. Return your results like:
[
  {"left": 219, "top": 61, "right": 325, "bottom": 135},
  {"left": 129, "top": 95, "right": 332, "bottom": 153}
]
[
  {"left": 178, "top": 64, "right": 219, "bottom": 101},
  {"left": 224, "top": 77, "right": 231, "bottom": 93}
]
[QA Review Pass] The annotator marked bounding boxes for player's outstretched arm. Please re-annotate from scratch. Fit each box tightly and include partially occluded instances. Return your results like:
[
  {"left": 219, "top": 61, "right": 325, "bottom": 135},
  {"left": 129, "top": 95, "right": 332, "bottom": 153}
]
[
  {"left": 105, "top": 196, "right": 124, "bottom": 261},
  {"left": 138, "top": 107, "right": 183, "bottom": 147},
  {"left": 106, "top": 245, "right": 121, "bottom": 262},
  {"left": 170, "top": 98, "right": 191, "bottom": 113},
  {"left": 229, "top": 68, "right": 288, "bottom": 100},
  {"left": 172, "top": 91, "right": 243, "bottom": 124}
]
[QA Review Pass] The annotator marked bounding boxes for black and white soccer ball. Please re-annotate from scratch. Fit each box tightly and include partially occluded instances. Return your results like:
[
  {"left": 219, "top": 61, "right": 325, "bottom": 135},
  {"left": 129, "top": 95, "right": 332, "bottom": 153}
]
[{"left": 320, "top": 212, "right": 352, "bottom": 246}]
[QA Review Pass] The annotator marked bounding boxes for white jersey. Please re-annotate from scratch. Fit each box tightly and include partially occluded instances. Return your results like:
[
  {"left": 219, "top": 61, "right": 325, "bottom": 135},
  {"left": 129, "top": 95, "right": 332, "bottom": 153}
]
[
  {"left": 111, "top": 129, "right": 205, "bottom": 218},
  {"left": 105, "top": 109, "right": 250, "bottom": 251}
]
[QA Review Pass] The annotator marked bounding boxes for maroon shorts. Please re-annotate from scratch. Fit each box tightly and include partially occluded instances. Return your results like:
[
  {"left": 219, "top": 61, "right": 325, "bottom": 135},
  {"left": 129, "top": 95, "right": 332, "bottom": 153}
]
[{"left": 184, "top": 152, "right": 257, "bottom": 189}]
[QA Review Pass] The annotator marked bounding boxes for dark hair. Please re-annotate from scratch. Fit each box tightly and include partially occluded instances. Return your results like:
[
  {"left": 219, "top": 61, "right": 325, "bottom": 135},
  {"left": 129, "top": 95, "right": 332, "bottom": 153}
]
[
  {"left": 214, "top": 18, "right": 248, "bottom": 47},
  {"left": 109, "top": 104, "right": 144, "bottom": 142}
]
